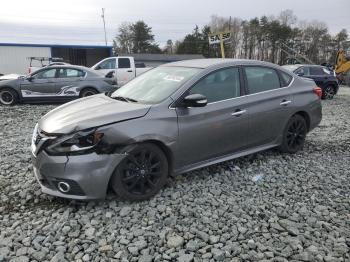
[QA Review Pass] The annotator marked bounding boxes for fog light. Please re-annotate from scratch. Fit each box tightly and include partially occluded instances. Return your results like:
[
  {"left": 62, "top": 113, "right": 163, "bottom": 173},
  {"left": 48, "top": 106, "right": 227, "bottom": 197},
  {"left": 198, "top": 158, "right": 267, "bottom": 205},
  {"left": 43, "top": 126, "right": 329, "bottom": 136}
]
[{"left": 57, "top": 181, "right": 70, "bottom": 193}]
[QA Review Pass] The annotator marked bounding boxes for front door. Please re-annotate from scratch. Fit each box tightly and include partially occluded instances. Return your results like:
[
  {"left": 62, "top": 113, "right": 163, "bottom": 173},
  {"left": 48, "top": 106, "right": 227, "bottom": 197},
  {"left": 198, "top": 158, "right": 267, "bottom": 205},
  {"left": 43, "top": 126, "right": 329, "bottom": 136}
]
[
  {"left": 20, "top": 68, "right": 58, "bottom": 99},
  {"left": 175, "top": 67, "right": 250, "bottom": 167}
]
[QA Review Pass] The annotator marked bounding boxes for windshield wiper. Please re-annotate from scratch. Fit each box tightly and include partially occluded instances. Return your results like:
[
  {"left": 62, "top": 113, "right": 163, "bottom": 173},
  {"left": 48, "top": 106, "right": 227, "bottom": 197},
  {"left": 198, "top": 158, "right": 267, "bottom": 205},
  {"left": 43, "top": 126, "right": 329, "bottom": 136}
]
[{"left": 112, "top": 96, "right": 138, "bottom": 103}]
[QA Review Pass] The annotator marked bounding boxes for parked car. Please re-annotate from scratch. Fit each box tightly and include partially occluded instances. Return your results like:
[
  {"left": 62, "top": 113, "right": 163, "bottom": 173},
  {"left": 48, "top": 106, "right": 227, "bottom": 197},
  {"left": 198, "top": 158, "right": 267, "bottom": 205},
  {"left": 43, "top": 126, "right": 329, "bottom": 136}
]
[
  {"left": 31, "top": 59, "right": 322, "bottom": 200},
  {"left": 91, "top": 56, "right": 152, "bottom": 86},
  {"left": 282, "top": 64, "right": 339, "bottom": 99},
  {"left": 0, "top": 65, "right": 117, "bottom": 105}
]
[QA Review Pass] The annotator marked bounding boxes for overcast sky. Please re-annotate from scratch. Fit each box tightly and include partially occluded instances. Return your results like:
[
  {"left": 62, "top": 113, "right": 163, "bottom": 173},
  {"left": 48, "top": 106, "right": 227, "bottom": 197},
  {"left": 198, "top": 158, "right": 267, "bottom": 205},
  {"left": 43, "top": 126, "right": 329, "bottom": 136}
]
[{"left": 0, "top": 0, "right": 349, "bottom": 47}]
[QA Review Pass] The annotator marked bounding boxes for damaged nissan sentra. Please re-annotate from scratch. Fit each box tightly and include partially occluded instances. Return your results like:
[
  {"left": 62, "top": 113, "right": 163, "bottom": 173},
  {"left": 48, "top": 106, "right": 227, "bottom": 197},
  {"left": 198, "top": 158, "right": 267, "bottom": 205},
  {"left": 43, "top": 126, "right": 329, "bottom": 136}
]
[{"left": 31, "top": 59, "right": 322, "bottom": 201}]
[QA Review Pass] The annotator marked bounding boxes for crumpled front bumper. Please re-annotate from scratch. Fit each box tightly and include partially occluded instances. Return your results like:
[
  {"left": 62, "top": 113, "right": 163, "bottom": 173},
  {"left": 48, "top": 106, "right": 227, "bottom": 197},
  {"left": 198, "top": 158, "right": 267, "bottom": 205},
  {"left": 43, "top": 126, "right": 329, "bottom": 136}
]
[{"left": 31, "top": 151, "right": 126, "bottom": 200}]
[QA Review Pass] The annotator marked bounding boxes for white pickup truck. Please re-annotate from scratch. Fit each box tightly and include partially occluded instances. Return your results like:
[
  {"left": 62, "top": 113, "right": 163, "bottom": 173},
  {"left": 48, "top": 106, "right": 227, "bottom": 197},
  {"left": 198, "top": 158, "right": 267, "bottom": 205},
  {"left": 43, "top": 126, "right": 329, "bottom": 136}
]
[{"left": 91, "top": 57, "right": 152, "bottom": 86}]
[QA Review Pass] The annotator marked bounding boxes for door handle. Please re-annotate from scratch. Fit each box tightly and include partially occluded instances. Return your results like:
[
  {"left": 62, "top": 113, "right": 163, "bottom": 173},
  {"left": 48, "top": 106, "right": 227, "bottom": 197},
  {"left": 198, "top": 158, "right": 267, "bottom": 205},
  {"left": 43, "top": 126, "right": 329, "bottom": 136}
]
[
  {"left": 231, "top": 109, "right": 246, "bottom": 117},
  {"left": 127, "top": 70, "right": 133, "bottom": 72},
  {"left": 280, "top": 100, "right": 292, "bottom": 106}
]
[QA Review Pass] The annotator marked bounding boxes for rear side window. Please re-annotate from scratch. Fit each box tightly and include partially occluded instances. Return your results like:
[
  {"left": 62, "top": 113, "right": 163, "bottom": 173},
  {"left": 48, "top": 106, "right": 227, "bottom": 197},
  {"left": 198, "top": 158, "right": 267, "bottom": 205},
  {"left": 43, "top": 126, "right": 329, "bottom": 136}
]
[
  {"left": 58, "top": 69, "right": 85, "bottom": 78},
  {"left": 310, "top": 67, "right": 325, "bottom": 75},
  {"left": 244, "top": 67, "right": 280, "bottom": 94},
  {"left": 118, "top": 58, "right": 131, "bottom": 68},
  {"left": 189, "top": 67, "right": 241, "bottom": 103},
  {"left": 279, "top": 71, "right": 293, "bottom": 87}
]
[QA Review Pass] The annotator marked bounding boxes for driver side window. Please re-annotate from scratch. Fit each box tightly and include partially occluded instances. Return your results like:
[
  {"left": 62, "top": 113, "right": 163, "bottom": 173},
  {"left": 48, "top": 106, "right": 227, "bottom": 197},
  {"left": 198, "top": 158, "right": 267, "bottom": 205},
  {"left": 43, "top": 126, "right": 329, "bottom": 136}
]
[
  {"left": 189, "top": 67, "right": 241, "bottom": 103},
  {"left": 33, "top": 69, "right": 57, "bottom": 79},
  {"left": 98, "top": 59, "right": 116, "bottom": 70}
]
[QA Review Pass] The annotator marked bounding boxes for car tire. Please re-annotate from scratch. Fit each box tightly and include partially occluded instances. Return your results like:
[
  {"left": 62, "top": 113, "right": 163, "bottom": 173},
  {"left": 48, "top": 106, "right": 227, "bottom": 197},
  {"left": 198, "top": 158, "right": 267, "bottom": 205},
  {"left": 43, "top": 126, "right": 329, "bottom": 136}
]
[
  {"left": 80, "top": 88, "right": 98, "bottom": 97},
  {"left": 279, "top": 114, "right": 307, "bottom": 154},
  {"left": 111, "top": 143, "right": 168, "bottom": 201},
  {"left": 322, "top": 85, "right": 336, "bottom": 100},
  {"left": 0, "top": 88, "right": 18, "bottom": 106}
]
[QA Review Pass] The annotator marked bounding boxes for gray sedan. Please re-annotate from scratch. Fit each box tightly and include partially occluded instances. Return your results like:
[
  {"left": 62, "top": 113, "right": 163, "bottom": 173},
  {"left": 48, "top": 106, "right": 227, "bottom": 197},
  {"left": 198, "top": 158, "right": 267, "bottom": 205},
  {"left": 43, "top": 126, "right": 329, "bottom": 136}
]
[
  {"left": 31, "top": 59, "right": 322, "bottom": 200},
  {"left": 0, "top": 65, "right": 117, "bottom": 105}
]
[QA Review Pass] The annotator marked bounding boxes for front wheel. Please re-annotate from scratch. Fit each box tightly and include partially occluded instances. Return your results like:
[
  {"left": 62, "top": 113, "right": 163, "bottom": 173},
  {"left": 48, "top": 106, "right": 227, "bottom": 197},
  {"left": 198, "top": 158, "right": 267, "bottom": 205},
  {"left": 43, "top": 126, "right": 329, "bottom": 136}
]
[
  {"left": 279, "top": 115, "right": 307, "bottom": 154},
  {"left": 0, "top": 88, "right": 18, "bottom": 105},
  {"left": 111, "top": 143, "right": 168, "bottom": 201}
]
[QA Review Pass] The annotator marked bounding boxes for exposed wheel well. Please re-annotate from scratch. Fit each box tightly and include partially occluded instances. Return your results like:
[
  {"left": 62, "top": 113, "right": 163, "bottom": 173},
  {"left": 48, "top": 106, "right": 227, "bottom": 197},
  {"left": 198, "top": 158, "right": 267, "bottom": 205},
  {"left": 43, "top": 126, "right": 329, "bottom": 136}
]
[{"left": 294, "top": 111, "right": 310, "bottom": 131}]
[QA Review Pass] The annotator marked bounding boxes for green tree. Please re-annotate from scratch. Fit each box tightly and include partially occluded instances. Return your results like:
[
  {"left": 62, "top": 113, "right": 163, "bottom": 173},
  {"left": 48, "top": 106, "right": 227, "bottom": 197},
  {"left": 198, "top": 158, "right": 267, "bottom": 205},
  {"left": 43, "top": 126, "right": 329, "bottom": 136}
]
[{"left": 131, "top": 21, "right": 158, "bottom": 53}]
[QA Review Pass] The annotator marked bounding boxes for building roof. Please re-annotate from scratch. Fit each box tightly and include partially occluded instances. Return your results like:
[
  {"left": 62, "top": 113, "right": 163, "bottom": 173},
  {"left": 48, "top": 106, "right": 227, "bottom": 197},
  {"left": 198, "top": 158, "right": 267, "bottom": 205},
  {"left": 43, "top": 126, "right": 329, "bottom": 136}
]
[
  {"left": 0, "top": 43, "right": 112, "bottom": 49},
  {"left": 119, "top": 53, "right": 205, "bottom": 62}
]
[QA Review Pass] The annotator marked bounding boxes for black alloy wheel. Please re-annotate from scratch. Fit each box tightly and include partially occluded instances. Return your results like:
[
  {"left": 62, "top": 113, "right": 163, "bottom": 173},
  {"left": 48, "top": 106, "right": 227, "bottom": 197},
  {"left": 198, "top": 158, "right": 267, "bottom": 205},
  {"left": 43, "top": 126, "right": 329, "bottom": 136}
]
[
  {"left": 111, "top": 143, "right": 168, "bottom": 201},
  {"left": 322, "top": 85, "right": 335, "bottom": 100},
  {"left": 279, "top": 115, "right": 307, "bottom": 153}
]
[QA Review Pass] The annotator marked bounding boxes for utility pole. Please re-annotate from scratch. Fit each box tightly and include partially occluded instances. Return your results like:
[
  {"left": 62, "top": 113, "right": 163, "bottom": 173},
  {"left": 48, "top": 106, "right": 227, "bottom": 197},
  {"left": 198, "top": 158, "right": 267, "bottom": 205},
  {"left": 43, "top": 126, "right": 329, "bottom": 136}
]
[{"left": 101, "top": 8, "right": 107, "bottom": 46}]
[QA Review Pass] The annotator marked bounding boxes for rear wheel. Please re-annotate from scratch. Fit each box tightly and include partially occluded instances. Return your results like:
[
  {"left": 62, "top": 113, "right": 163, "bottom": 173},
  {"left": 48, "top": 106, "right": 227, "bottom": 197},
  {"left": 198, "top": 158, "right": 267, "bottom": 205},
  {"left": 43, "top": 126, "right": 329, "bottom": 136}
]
[
  {"left": 322, "top": 85, "right": 336, "bottom": 100},
  {"left": 111, "top": 143, "right": 168, "bottom": 201},
  {"left": 0, "top": 88, "right": 18, "bottom": 105},
  {"left": 279, "top": 115, "right": 307, "bottom": 154},
  {"left": 80, "top": 88, "right": 98, "bottom": 97}
]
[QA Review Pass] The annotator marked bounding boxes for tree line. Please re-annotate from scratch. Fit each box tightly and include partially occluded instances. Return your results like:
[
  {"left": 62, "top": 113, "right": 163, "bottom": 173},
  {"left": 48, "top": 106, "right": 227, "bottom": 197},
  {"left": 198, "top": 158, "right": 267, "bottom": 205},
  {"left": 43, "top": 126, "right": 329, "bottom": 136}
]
[{"left": 113, "top": 10, "right": 349, "bottom": 65}]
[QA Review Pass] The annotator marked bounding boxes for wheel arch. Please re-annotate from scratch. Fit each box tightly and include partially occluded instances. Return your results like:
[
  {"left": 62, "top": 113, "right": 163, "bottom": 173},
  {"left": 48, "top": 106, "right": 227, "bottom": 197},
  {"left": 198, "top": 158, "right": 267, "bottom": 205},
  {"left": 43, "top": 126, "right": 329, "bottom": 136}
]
[
  {"left": 293, "top": 111, "right": 311, "bottom": 131},
  {"left": 79, "top": 86, "right": 99, "bottom": 97}
]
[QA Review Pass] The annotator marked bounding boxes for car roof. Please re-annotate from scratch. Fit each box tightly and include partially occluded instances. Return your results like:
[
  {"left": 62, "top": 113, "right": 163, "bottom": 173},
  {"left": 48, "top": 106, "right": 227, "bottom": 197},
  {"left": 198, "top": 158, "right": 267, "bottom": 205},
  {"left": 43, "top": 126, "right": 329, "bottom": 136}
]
[{"left": 161, "top": 58, "right": 281, "bottom": 69}]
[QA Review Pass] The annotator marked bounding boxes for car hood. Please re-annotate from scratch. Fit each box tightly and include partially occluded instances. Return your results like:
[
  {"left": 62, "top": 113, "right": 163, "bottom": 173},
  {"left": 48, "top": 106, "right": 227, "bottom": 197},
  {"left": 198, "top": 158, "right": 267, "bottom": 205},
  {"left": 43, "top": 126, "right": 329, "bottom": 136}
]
[
  {"left": 39, "top": 94, "right": 151, "bottom": 134},
  {"left": 0, "top": 78, "right": 19, "bottom": 85}
]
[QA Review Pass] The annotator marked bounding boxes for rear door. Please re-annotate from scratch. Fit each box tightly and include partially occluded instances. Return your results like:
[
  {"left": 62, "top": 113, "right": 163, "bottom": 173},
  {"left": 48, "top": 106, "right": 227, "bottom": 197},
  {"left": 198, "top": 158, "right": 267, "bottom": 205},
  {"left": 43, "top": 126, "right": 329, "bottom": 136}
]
[
  {"left": 309, "top": 66, "right": 328, "bottom": 88},
  {"left": 176, "top": 67, "right": 250, "bottom": 166},
  {"left": 242, "top": 66, "right": 294, "bottom": 147},
  {"left": 20, "top": 68, "right": 58, "bottom": 99},
  {"left": 116, "top": 58, "right": 135, "bottom": 86},
  {"left": 54, "top": 68, "right": 86, "bottom": 97}
]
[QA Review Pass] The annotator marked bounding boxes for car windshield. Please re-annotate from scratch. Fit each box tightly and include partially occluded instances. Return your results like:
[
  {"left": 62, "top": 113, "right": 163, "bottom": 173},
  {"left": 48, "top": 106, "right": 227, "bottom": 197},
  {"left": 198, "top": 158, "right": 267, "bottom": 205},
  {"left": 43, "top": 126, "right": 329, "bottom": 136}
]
[{"left": 111, "top": 66, "right": 201, "bottom": 104}]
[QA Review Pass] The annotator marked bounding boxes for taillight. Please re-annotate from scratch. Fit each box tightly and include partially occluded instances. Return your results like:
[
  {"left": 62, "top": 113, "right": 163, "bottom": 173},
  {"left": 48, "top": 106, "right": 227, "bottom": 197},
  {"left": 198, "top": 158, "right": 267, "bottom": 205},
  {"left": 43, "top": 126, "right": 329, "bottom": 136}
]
[{"left": 313, "top": 87, "right": 322, "bottom": 99}]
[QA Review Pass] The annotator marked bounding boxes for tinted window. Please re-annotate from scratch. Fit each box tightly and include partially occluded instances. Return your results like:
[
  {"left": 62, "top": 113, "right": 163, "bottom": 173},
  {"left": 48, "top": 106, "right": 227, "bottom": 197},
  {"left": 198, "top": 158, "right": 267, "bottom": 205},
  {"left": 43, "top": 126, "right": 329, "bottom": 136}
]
[
  {"left": 98, "top": 59, "right": 116, "bottom": 69},
  {"left": 310, "top": 67, "right": 325, "bottom": 75},
  {"left": 33, "top": 69, "right": 57, "bottom": 79},
  {"left": 280, "top": 71, "right": 293, "bottom": 87},
  {"left": 295, "top": 67, "right": 310, "bottom": 76},
  {"left": 189, "top": 67, "right": 240, "bottom": 103},
  {"left": 58, "top": 69, "right": 85, "bottom": 78},
  {"left": 118, "top": 58, "right": 131, "bottom": 68},
  {"left": 245, "top": 67, "right": 280, "bottom": 94}
]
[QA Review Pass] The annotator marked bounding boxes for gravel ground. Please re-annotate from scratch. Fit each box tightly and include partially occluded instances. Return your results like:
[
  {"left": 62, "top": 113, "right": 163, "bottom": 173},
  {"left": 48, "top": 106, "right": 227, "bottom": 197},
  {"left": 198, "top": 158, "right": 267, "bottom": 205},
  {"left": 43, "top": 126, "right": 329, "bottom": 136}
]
[{"left": 0, "top": 87, "right": 349, "bottom": 262}]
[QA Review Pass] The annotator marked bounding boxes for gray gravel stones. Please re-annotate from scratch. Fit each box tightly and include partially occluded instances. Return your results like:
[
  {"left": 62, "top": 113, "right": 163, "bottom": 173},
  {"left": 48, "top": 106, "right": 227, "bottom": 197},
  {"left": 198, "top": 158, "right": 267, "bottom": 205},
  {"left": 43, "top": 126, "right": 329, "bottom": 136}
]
[{"left": 1, "top": 87, "right": 350, "bottom": 261}]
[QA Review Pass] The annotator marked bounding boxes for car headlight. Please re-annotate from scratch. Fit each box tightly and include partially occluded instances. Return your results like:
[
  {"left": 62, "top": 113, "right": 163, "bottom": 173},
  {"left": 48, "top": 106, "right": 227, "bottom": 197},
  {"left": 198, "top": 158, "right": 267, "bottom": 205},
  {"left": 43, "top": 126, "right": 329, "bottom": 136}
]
[{"left": 46, "top": 129, "right": 104, "bottom": 155}]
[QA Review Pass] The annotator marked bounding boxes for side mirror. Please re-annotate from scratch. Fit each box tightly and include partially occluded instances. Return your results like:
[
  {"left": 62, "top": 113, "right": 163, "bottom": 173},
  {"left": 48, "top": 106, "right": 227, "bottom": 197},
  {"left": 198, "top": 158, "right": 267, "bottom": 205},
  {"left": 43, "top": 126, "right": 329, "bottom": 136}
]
[
  {"left": 95, "top": 65, "right": 101, "bottom": 70},
  {"left": 105, "top": 71, "right": 114, "bottom": 78},
  {"left": 26, "top": 76, "right": 34, "bottom": 82},
  {"left": 182, "top": 94, "right": 207, "bottom": 107},
  {"left": 296, "top": 72, "right": 304, "bottom": 76}
]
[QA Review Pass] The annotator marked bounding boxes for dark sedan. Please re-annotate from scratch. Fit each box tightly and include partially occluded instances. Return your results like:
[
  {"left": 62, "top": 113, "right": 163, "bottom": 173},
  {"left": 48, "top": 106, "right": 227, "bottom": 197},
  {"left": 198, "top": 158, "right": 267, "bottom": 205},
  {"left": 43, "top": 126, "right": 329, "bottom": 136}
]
[
  {"left": 0, "top": 65, "right": 117, "bottom": 105},
  {"left": 282, "top": 64, "right": 339, "bottom": 99}
]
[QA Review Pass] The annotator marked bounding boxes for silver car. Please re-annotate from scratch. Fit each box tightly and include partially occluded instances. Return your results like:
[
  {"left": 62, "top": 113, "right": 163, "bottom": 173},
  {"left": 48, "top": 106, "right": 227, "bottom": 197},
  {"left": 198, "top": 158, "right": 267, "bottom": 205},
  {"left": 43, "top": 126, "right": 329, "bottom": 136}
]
[
  {"left": 31, "top": 59, "right": 322, "bottom": 200},
  {"left": 0, "top": 65, "right": 117, "bottom": 105}
]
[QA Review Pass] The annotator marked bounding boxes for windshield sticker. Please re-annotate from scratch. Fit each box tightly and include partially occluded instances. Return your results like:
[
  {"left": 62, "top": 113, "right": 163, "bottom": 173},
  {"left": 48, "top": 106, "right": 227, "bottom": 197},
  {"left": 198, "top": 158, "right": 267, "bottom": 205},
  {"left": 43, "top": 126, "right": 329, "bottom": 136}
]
[{"left": 163, "top": 75, "right": 184, "bottom": 82}]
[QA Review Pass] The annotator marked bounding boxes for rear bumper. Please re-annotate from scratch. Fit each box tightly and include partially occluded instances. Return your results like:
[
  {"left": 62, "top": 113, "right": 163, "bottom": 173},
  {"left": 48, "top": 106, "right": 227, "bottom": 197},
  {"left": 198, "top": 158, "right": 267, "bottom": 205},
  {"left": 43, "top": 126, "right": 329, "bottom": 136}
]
[{"left": 32, "top": 151, "right": 126, "bottom": 200}]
